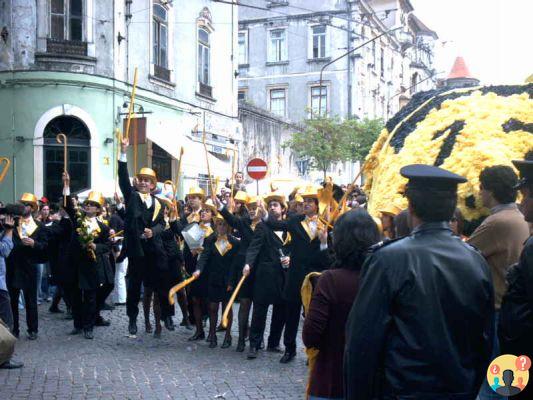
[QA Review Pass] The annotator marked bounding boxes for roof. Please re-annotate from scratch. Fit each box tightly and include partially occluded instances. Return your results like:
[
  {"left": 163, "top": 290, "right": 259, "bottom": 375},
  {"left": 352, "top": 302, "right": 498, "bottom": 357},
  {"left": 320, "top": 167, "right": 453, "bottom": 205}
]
[
  {"left": 448, "top": 56, "right": 475, "bottom": 79},
  {"left": 408, "top": 14, "right": 438, "bottom": 39}
]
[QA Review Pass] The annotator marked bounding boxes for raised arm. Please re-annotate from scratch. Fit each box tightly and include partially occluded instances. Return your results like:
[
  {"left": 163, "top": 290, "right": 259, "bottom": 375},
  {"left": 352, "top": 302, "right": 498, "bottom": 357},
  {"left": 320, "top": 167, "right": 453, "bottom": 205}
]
[{"left": 118, "top": 136, "right": 134, "bottom": 204}]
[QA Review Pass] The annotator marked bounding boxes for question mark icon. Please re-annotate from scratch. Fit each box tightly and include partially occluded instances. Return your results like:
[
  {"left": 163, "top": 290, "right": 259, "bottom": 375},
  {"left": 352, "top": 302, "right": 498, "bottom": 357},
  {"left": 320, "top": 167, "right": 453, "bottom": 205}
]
[
  {"left": 515, "top": 355, "right": 532, "bottom": 371},
  {"left": 491, "top": 364, "right": 500, "bottom": 374}
]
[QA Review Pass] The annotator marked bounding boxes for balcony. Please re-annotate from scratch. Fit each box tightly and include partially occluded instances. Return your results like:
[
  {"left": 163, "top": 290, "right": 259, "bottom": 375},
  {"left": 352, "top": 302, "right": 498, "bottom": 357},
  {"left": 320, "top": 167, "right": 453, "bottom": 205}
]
[{"left": 46, "top": 38, "right": 87, "bottom": 57}]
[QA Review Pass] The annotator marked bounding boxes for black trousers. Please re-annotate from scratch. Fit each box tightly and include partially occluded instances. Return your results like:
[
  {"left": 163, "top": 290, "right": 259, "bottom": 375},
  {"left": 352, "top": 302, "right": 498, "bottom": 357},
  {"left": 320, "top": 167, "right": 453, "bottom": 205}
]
[
  {"left": 249, "top": 302, "right": 285, "bottom": 350},
  {"left": 71, "top": 288, "right": 98, "bottom": 330},
  {"left": 0, "top": 289, "right": 13, "bottom": 332},
  {"left": 8, "top": 283, "right": 38, "bottom": 335},
  {"left": 97, "top": 283, "right": 114, "bottom": 311},
  {"left": 283, "top": 301, "right": 302, "bottom": 353}
]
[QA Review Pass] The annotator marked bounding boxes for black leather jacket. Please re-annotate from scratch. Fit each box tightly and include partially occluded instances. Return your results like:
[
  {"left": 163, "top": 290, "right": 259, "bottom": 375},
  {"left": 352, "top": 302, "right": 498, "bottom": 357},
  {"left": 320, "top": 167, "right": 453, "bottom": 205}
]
[{"left": 344, "top": 222, "right": 495, "bottom": 400}]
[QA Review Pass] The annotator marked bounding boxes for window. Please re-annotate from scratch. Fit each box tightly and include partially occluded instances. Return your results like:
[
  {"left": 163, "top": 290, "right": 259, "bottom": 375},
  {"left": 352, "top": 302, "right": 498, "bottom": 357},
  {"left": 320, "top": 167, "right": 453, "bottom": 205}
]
[
  {"left": 268, "top": 29, "right": 287, "bottom": 62},
  {"left": 238, "top": 90, "right": 247, "bottom": 101},
  {"left": 269, "top": 88, "right": 286, "bottom": 117},
  {"left": 153, "top": 3, "right": 168, "bottom": 68},
  {"left": 238, "top": 31, "right": 248, "bottom": 65},
  {"left": 50, "top": 0, "right": 83, "bottom": 41},
  {"left": 371, "top": 41, "right": 376, "bottom": 67},
  {"left": 380, "top": 48, "right": 385, "bottom": 78},
  {"left": 198, "top": 28, "right": 211, "bottom": 86},
  {"left": 312, "top": 25, "right": 326, "bottom": 59},
  {"left": 310, "top": 85, "right": 327, "bottom": 116}
]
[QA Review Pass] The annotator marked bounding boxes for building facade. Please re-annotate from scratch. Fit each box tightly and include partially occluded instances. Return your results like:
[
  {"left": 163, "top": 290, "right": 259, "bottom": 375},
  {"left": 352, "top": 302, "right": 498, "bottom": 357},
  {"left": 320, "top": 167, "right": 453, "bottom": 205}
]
[
  {"left": 0, "top": 0, "right": 240, "bottom": 202},
  {"left": 237, "top": 0, "right": 437, "bottom": 125}
]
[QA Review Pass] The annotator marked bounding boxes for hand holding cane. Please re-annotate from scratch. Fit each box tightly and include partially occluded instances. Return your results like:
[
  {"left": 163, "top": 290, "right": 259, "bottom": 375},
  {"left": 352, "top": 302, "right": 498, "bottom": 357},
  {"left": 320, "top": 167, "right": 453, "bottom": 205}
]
[
  {"left": 168, "top": 275, "right": 198, "bottom": 305},
  {"left": 56, "top": 133, "right": 68, "bottom": 207}
]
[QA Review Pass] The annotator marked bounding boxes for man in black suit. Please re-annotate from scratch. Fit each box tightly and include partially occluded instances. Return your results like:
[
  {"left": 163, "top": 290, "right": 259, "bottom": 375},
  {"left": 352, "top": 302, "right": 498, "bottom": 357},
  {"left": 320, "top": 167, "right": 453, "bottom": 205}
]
[
  {"left": 244, "top": 193, "right": 290, "bottom": 360},
  {"left": 263, "top": 186, "right": 330, "bottom": 363},
  {"left": 6, "top": 193, "right": 48, "bottom": 340},
  {"left": 118, "top": 136, "right": 167, "bottom": 335}
]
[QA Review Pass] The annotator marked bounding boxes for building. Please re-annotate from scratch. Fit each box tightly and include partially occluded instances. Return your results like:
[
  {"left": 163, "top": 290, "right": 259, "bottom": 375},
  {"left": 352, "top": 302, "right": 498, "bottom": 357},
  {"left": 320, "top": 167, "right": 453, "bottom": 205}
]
[
  {"left": 238, "top": 0, "right": 438, "bottom": 122},
  {"left": 237, "top": 0, "right": 437, "bottom": 182},
  {"left": 0, "top": 0, "right": 240, "bottom": 202},
  {"left": 443, "top": 56, "right": 480, "bottom": 89}
]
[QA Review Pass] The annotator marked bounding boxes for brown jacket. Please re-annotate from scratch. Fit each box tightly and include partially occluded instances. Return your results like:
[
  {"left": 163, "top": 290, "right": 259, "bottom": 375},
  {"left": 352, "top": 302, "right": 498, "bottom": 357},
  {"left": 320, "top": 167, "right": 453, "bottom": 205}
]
[{"left": 468, "top": 205, "right": 529, "bottom": 309}]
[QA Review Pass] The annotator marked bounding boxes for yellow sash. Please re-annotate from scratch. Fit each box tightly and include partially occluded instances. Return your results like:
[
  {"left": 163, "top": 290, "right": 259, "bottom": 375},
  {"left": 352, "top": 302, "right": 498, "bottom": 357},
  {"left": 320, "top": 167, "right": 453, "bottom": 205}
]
[
  {"left": 300, "top": 216, "right": 326, "bottom": 241},
  {"left": 214, "top": 236, "right": 233, "bottom": 256},
  {"left": 152, "top": 198, "right": 161, "bottom": 222},
  {"left": 18, "top": 216, "right": 38, "bottom": 238},
  {"left": 200, "top": 223, "right": 213, "bottom": 238},
  {"left": 250, "top": 220, "right": 259, "bottom": 231}
]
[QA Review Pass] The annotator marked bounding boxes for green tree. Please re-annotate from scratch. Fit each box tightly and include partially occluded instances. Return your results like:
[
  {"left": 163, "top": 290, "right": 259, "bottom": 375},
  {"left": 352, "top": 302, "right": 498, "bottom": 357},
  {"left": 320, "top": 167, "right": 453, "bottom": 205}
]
[
  {"left": 344, "top": 117, "right": 384, "bottom": 161},
  {"left": 284, "top": 116, "right": 384, "bottom": 180},
  {"left": 284, "top": 116, "right": 351, "bottom": 180}
]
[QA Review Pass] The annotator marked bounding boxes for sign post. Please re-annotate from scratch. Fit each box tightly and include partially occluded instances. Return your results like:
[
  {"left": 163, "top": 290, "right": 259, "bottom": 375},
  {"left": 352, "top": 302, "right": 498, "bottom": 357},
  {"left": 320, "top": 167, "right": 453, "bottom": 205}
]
[{"left": 246, "top": 158, "right": 268, "bottom": 195}]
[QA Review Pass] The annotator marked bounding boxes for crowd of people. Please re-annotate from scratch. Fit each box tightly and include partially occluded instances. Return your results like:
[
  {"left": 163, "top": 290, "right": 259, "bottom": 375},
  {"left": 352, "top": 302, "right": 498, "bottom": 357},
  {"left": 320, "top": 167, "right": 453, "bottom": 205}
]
[{"left": 0, "top": 135, "right": 531, "bottom": 400}]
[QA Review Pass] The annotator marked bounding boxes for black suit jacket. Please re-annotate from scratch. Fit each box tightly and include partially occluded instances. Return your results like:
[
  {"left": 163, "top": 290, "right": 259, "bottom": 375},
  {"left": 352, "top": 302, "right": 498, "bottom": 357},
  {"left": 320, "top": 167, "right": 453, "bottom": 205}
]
[
  {"left": 6, "top": 220, "right": 48, "bottom": 289},
  {"left": 245, "top": 221, "right": 290, "bottom": 305},
  {"left": 265, "top": 215, "right": 331, "bottom": 302},
  {"left": 118, "top": 160, "right": 166, "bottom": 265}
]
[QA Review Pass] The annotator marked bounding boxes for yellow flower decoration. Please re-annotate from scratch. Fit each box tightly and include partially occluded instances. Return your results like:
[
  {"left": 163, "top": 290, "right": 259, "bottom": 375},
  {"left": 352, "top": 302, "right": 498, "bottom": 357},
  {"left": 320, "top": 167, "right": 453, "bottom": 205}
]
[{"left": 365, "top": 84, "right": 533, "bottom": 222}]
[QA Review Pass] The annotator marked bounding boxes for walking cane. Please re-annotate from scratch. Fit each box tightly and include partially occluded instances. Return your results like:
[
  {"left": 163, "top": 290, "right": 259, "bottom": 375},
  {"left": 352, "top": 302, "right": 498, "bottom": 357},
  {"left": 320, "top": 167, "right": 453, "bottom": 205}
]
[
  {"left": 173, "top": 146, "right": 184, "bottom": 213},
  {"left": 0, "top": 157, "right": 11, "bottom": 183},
  {"left": 56, "top": 133, "right": 68, "bottom": 207},
  {"left": 221, "top": 275, "right": 247, "bottom": 329},
  {"left": 168, "top": 276, "right": 198, "bottom": 306}
]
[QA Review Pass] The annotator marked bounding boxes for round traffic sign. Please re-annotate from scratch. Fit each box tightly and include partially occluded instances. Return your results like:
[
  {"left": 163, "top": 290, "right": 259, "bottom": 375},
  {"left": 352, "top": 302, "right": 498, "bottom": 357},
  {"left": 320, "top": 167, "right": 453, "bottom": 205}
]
[{"left": 247, "top": 158, "right": 268, "bottom": 180}]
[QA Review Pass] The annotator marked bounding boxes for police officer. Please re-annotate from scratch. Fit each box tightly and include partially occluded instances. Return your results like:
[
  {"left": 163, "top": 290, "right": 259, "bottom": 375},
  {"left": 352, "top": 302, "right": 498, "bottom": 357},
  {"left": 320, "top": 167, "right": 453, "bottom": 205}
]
[
  {"left": 344, "top": 164, "right": 495, "bottom": 400},
  {"left": 499, "top": 153, "right": 533, "bottom": 400}
]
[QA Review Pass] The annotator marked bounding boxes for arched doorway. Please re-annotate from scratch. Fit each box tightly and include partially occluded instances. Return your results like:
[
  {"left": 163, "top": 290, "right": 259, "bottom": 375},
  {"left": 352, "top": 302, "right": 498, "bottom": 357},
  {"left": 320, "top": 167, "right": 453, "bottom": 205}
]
[
  {"left": 151, "top": 143, "right": 172, "bottom": 182},
  {"left": 43, "top": 116, "right": 91, "bottom": 201}
]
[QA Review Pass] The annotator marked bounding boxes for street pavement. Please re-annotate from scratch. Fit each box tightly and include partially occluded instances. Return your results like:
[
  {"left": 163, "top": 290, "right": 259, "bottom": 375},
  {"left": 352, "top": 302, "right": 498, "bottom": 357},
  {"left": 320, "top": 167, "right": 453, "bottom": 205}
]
[{"left": 0, "top": 302, "right": 308, "bottom": 400}]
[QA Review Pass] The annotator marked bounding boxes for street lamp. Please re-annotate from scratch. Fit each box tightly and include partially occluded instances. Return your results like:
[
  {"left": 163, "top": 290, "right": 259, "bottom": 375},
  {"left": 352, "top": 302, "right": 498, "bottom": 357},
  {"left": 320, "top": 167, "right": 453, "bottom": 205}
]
[{"left": 317, "top": 26, "right": 403, "bottom": 117}]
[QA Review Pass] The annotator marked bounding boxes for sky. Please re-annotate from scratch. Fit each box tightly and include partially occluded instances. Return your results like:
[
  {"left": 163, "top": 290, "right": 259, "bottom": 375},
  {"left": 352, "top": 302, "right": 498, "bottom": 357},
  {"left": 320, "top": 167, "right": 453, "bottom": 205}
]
[{"left": 410, "top": 0, "right": 533, "bottom": 85}]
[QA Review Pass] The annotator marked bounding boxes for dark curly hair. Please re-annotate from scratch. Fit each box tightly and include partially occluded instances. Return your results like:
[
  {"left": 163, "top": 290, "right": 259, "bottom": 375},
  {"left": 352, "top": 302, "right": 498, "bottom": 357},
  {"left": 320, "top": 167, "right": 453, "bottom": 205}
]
[
  {"left": 480, "top": 165, "right": 519, "bottom": 204},
  {"left": 332, "top": 208, "right": 380, "bottom": 270}
]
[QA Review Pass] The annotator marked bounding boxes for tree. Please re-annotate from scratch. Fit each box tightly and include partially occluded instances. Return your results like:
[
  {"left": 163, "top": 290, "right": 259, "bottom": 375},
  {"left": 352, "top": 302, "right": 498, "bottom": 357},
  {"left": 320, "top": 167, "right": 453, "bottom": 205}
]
[
  {"left": 284, "top": 116, "right": 384, "bottom": 180},
  {"left": 345, "top": 117, "right": 384, "bottom": 161},
  {"left": 284, "top": 116, "right": 350, "bottom": 181}
]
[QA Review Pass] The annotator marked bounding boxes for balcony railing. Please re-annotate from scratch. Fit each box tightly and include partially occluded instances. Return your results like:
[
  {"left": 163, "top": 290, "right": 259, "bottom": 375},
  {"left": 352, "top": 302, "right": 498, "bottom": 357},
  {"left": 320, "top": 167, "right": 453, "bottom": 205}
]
[{"left": 46, "top": 38, "right": 87, "bottom": 56}]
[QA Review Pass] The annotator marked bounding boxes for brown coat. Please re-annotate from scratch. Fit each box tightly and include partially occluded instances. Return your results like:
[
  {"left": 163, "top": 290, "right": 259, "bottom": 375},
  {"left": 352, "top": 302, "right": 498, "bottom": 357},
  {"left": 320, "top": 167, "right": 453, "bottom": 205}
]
[
  {"left": 468, "top": 206, "right": 529, "bottom": 309},
  {"left": 302, "top": 268, "right": 360, "bottom": 399}
]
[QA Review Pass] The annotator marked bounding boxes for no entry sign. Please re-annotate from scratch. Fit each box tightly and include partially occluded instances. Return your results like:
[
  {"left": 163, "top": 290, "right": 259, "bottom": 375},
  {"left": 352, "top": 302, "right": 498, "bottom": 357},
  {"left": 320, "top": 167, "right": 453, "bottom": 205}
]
[{"left": 246, "top": 158, "right": 268, "bottom": 180}]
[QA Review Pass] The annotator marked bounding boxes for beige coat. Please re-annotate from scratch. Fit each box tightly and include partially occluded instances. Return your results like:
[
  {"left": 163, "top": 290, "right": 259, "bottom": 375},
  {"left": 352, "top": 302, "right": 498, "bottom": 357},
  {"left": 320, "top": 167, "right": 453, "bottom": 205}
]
[{"left": 468, "top": 206, "right": 529, "bottom": 309}]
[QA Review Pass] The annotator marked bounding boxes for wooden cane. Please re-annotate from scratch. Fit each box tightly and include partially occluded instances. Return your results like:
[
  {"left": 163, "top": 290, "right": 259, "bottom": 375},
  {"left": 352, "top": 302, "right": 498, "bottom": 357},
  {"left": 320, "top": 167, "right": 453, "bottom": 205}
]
[
  {"left": 109, "top": 230, "right": 124, "bottom": 239},
  {"left": 125, "top": 67, "right": 139, "bottom": 173},
  {"left": 221, "top": 275, "right": 246, "bottom": 328},
  {"left": 56, "top": 133, "right": 68, "bottom": 207},
  {"left": 0, "top": 157, "right": 11, "bottom": 183},
  {"left": 168, "top": 275, "right": 198, "bottom": 305}
]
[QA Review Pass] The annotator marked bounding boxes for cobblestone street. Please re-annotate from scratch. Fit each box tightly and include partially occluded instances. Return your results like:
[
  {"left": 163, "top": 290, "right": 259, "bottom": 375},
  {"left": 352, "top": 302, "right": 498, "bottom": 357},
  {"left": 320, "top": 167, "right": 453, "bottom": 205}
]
[{"left": 0, "top": 303, "right": 307, "bottom": 400}]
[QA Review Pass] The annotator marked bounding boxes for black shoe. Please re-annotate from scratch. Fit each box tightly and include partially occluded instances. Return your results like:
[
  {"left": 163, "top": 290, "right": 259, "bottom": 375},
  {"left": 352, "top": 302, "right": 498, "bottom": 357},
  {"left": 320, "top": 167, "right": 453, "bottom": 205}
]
[
  {"left": 69, "top": 328, "right": 82, "bottom": 335},
  {"left": 208, "top": 336, "right": 218, "bottom": 348},
  {"left": 247, "top": 347, "right": 258, "bottom": 359},
  {"left": 221, "top": 336, "right": 232, "bottom": 349},
  {"left": 153, "top": 327, "right": 162, "bottom": 339},
  {"left": 0, "top": 360, "right": 24, "bottom": 369},
  {"left": 95, "top": 317, "right": 111, "bottom": 327},
  {"left": 145, "top": 322, "right": 153, "bottom": 334},
  {"left": 102, "top": 303, "right": 115, "bottom": 311},
  {"left": 280, "top": 351, "right": 296, "bottom": 364},
  {"left": 236, "top": 339, "right": 245, "bottom": 352},
  {"left": 84, "top": 329, "right": 94, "bottom": 340},
  {"left": 27, "top": 332, "right": 38, "bottom": 340},
  {"left": 114, "top": 302, "right": 126, "bottom": 306},
  {"left": 164, "top": 317, "right": 175, "bottom": 331},
  {"left": 49, "top": 306, "right": 64, "bottom": 314},
  {"left": 187, "top": 331, "right": 205, "bottom": 341},
  {"left": 267, "top": 346, "right": 283, "bottom": 353},
  {"left": 128, "top": 319, "right": 138, "bottom": 335}
]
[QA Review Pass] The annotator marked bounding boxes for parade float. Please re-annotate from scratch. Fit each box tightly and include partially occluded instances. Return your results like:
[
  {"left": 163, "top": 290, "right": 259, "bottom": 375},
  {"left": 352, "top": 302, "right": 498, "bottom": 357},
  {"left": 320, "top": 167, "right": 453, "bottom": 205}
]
[{"left": 363, "top": 83, "right": 533, "bottom": 230}]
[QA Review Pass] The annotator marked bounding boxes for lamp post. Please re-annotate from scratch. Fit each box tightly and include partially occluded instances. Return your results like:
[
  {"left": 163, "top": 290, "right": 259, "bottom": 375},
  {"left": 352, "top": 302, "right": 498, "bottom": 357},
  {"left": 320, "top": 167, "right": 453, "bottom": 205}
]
[{"left": 317, "top": 26, "right": 403, "bottom": 117}]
